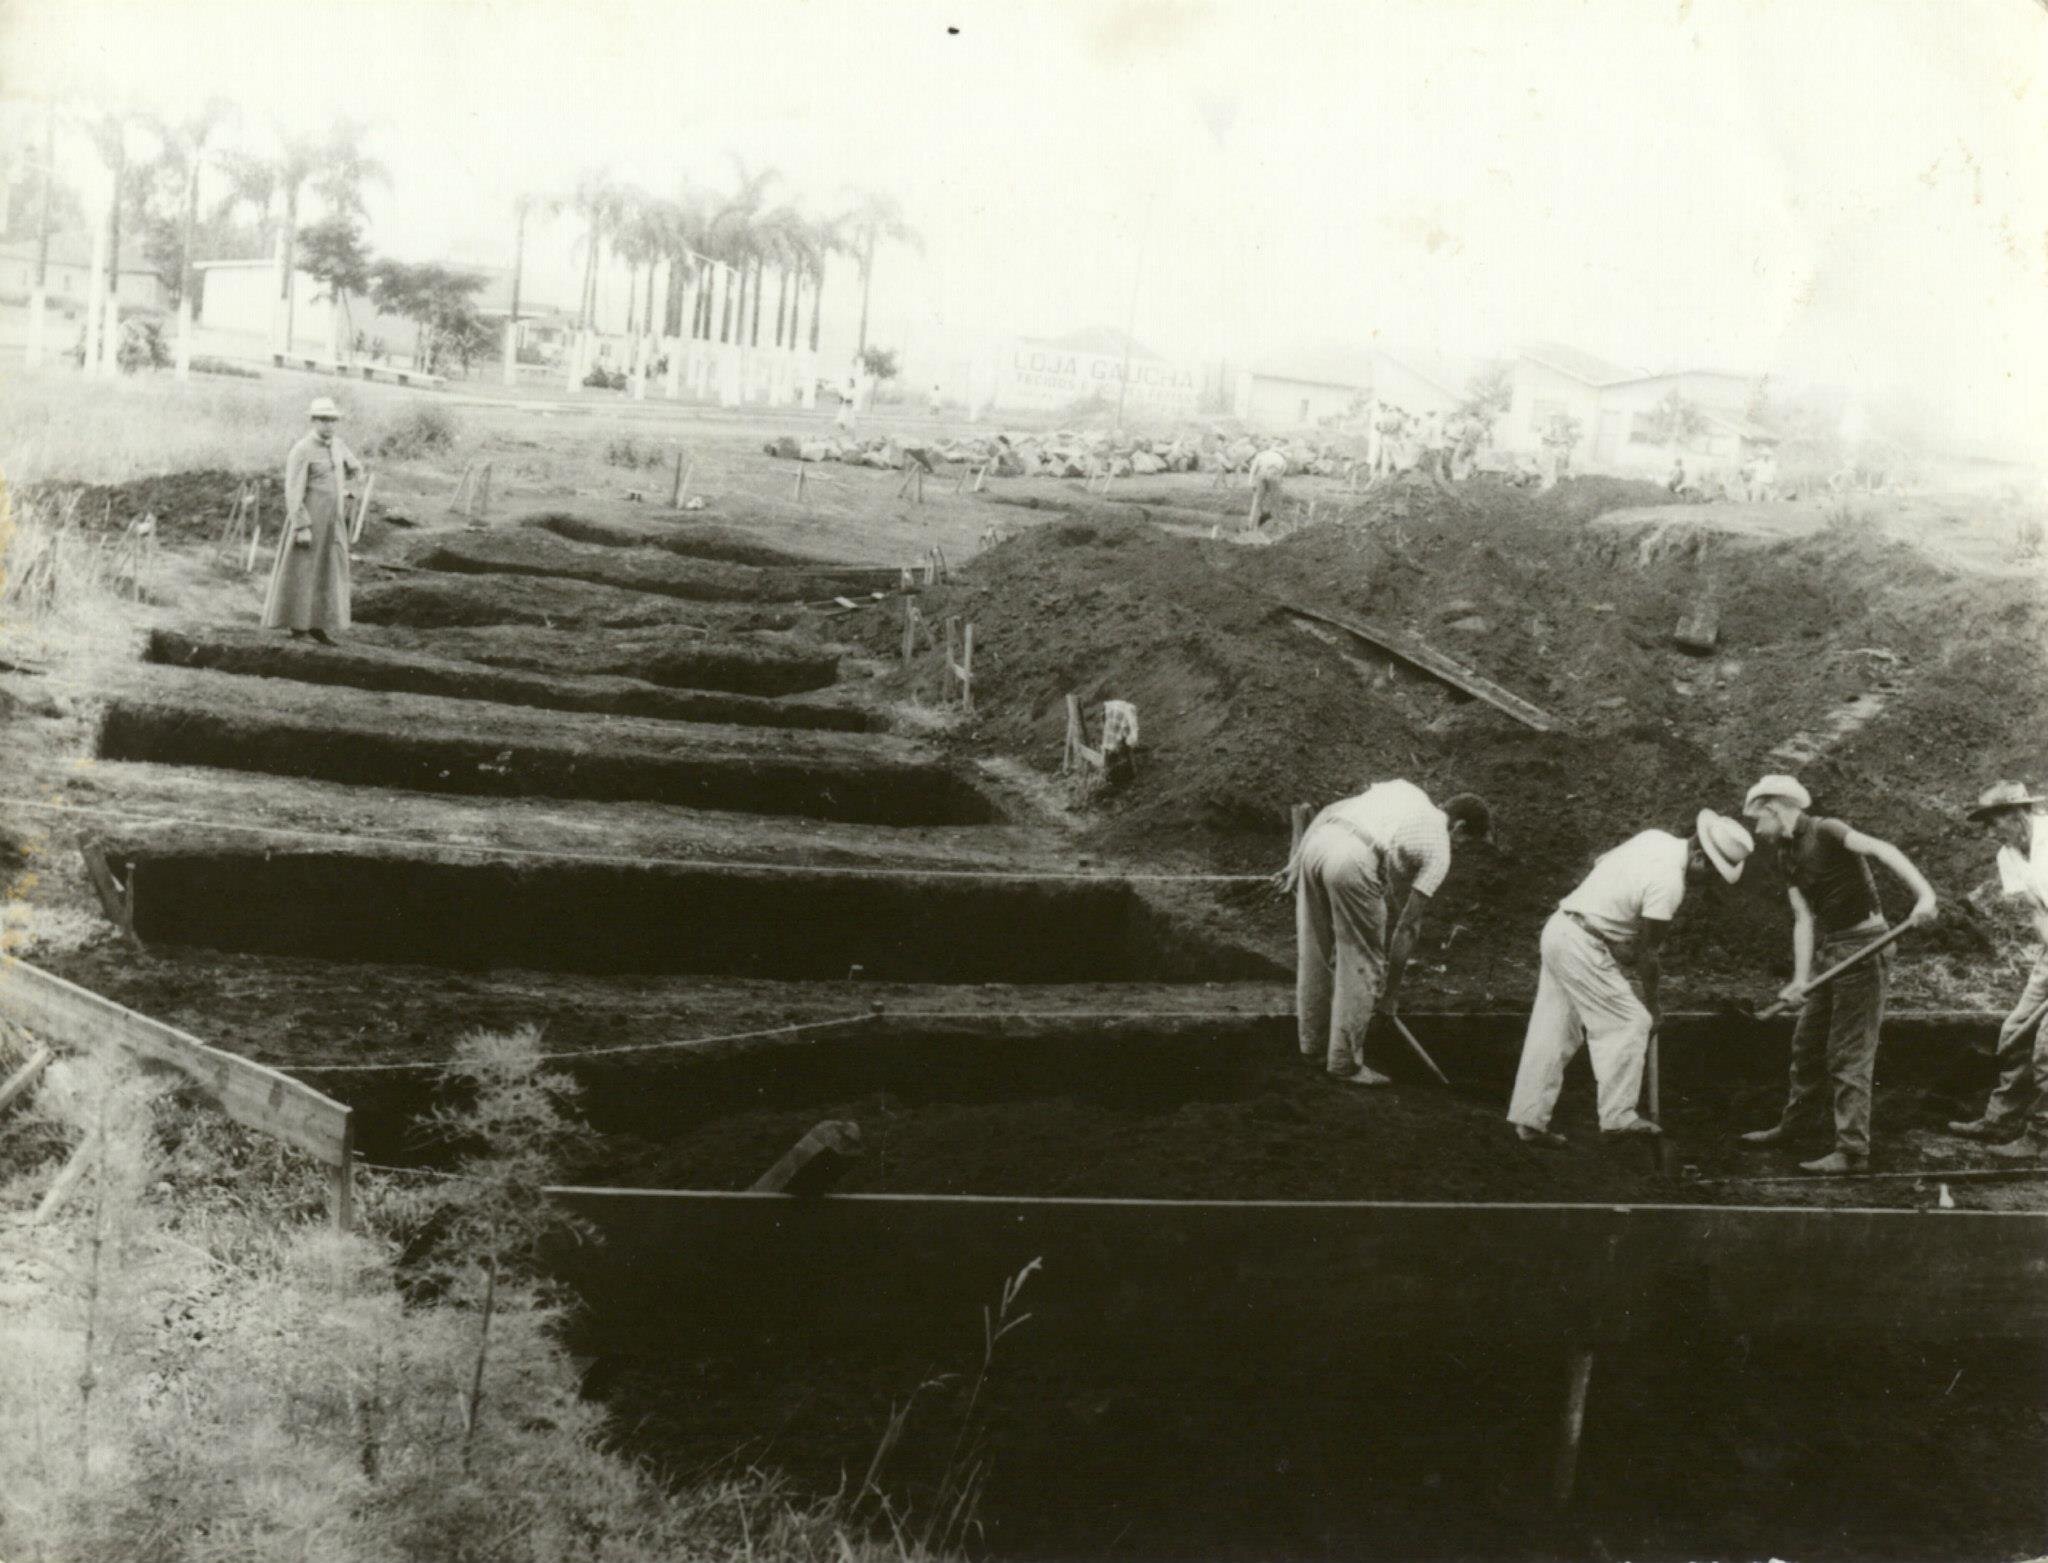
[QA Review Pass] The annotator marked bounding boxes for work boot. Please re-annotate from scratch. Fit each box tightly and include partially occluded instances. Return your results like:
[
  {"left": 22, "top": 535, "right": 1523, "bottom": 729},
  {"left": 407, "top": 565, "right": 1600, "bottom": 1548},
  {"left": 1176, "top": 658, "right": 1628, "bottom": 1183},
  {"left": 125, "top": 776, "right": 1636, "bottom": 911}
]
[
  {"left": 1946, "top": 1115, "right": 2023, "bottom": 1142},
  {"left": 1514, "top": 1124, "right": 1568, "bottom": 1149},
  {"left": 1330, "top": 1064, "right": 1393, "bottom": 1088},
  {"left": 1798, "top": 1150, "right": 1869, "bottom": 1176},
  {"left": 1987, "top": 1135, "right": 2046, "bottom": 1162}
]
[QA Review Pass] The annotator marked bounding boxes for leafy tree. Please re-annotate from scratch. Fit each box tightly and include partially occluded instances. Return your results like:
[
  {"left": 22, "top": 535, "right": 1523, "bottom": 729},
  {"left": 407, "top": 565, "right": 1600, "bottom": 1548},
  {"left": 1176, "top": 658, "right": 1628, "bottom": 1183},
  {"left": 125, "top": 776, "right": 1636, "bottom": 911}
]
[
  {"left": 299, "top": 216, "right": 373, "bottom": 361},
  {"left": 859, "top": 345, "right": 900, "bottom": 383},
  {"left": 1638, "top": 389, "right": 1710, "bottom": 451},
  {"left": 372, "top": 259, "right": 488, "bottom": 374},
  {"left": 1455, "top": 363, "right": 1513, "bottom": 437}
]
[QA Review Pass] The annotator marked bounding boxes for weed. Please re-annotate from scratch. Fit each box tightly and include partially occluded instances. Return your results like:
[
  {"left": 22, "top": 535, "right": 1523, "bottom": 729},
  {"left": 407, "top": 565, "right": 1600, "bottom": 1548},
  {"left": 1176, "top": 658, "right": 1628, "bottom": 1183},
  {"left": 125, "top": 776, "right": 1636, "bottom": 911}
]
[{"left": 376, "top": 402, "right": 461, "bottom": 460}]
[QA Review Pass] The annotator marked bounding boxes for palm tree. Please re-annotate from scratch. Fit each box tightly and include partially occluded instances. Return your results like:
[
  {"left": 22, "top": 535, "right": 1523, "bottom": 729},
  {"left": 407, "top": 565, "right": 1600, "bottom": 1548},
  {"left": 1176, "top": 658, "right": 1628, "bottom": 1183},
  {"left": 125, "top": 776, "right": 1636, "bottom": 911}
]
[
  {"left": 508, "top": 192, "right": 535, "bottom": 325},
  {"left": 313, "top": 115, "right": 389, "bottom": 223},
  {"left": 550, "top": 165, "right": 619, "bottom": 370},
  {"left": 271, "top": 129, "right": 324, "bottom": 349},
  {"left": 211, "top": 146, "right": 281, "bottom": 243},
  {"left": 839, "top": 189, "right": 921, "bottom": 357},
  {"left": 153, "top": 96, "right": 236, "bottom": 310},
  {"left": 804, "top": 211, "right": 848, "bottom": 355}
]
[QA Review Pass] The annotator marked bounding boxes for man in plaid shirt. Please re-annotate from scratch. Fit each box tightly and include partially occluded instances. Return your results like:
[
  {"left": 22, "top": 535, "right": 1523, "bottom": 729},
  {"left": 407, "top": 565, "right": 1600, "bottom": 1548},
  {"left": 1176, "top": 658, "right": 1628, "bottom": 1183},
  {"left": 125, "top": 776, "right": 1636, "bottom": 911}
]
[{"left": 1280, "top": 781, "right": 1493, "bottom": 1084}]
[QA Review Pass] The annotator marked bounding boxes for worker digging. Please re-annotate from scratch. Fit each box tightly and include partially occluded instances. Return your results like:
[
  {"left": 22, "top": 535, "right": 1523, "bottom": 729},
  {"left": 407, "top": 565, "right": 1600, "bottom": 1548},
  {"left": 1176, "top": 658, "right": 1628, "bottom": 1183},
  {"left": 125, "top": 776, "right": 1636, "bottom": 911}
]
[
  {"left": 1949, "top": 781, "right": 2048, "bottom": 1158},
  {"left": 1280, "top": 780, "right": 1492, "bottom": 1086},
  {"left": 1736, "top": 773, "right": 1939, "bottom": 1175},
  {"left": 1506, "top": 809, "right": 1754, "bottom": 1146}
]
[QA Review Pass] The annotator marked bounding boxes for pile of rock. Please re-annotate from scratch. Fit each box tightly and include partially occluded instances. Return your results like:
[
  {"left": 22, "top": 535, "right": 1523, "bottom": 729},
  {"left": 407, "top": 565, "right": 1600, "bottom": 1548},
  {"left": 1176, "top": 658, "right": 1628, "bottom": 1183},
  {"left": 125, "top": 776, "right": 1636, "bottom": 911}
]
[{"left": 765, "top": 428, "right": 1366, "bottom": 480}]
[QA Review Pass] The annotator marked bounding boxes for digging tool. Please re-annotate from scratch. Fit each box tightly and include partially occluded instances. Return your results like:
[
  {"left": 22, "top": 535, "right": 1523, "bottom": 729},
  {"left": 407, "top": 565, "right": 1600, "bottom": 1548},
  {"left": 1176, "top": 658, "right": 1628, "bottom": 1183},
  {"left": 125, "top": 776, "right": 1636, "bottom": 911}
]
[
  {"left": 1387, "top": 1013, "right": 1451, "bottom": 1088},
  {"left": 349, "top": 474, "right": 376, "bottom": 547},
  {"left": 1642, "top": 1022, "right": 1677, "bottom": 1175},
  {"left": 1736, "top": 922, "right": 1914, "bottom": 1023}
]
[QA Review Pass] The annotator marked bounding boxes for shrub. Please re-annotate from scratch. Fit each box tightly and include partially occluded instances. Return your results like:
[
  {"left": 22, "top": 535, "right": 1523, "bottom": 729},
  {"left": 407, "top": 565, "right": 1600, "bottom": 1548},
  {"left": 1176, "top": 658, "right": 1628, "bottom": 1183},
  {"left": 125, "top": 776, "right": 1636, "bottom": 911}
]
[
  {"left": 376, "top": 402, "right": 460, "bottom": 460},
  {"left": 583, "top": 365, "right": 626, "bottom": 391}
]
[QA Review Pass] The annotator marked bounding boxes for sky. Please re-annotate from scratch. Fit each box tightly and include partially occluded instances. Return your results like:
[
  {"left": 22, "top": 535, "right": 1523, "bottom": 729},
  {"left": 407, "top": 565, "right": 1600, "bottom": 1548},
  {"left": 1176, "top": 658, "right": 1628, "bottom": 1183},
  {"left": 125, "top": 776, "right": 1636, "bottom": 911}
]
[{"left": 5, "top": 0, "right": 2047, "bottom": 454}]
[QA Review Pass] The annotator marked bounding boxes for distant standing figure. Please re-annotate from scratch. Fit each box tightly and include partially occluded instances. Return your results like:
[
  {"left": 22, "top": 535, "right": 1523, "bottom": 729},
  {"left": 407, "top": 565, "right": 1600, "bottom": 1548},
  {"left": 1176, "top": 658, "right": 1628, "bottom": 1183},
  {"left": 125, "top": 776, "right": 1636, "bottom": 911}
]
[
  {"left": 262, "top": 397, "right": 362, "bottom": 644},
  {"left": 835, "top": 377, "right": 859, "bottom": 434},
  {"left": 928, "top": 382, "right": 944, "bottom": 417}
]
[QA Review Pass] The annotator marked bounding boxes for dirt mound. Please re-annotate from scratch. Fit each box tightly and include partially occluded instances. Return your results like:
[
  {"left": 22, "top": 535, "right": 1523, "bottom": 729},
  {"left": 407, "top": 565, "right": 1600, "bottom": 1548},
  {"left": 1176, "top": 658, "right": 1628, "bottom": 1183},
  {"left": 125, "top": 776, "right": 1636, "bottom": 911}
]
[
  {"left": 19, "top": 469, "right": 281, "bottom": 543},
  {"left": 523, "top": 510, "right": 855, "bottom": 569},
  {"left": 872, "top": 488, "right": 2048, "bottom": 1000}
]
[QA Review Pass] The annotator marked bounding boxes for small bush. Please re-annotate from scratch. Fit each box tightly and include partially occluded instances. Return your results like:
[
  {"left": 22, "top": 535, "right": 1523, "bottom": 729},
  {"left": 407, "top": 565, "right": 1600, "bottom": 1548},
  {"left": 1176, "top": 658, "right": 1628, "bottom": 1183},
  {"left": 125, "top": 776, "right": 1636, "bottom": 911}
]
[
  {"left": 602, "top": 435, "right": 665, "bottom": 470},
  {"left": 583, "top": 366, "right": 627, "bottom": 391},
  {"left": 376, "top": 402, "right": 460, "bottom": 460},
  {"left": 189, "top": 355, "right": 260, "bottom": 380}
]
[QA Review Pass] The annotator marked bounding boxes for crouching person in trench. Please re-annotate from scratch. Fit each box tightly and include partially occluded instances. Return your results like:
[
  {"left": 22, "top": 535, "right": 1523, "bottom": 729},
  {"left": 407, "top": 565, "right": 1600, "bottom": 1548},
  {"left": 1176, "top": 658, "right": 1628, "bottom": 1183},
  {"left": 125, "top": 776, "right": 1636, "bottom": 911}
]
[
  {"left": 1279, "top": 781, "right": 1493, "bottom": 1086},
  {"left": 263, "top": 396, "right": 365, "bottom": 644}
]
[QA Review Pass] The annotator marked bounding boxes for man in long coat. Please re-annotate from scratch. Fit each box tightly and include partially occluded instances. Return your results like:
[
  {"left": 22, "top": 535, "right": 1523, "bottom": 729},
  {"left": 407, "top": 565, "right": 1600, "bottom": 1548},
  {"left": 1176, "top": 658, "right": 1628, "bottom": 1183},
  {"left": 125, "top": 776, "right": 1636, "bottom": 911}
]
[{"left": 263, "top": 396, "right": 364, "bottom": 642}]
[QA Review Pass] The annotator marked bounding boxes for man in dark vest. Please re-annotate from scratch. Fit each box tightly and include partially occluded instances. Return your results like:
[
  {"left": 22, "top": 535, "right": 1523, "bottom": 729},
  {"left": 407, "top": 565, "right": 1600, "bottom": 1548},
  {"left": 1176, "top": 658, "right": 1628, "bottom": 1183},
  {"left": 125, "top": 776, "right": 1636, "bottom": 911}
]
[{"left": 1737, "top": 775, "right": 1939, "bottom": 1174}]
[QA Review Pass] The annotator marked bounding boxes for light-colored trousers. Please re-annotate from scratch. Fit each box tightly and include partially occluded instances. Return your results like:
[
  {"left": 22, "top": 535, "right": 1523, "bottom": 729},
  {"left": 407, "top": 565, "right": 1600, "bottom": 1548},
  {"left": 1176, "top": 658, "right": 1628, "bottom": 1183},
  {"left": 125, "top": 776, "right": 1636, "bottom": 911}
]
[
  {"left": 1979, "top": 949, "right": 2048, "bottom": 1131},
  {"left": 1295, "top": 823, "right": 1388, "bottom": 1074},
  {"left": 1508, "top": 912, "right": 1652, "bottom": 1133}
]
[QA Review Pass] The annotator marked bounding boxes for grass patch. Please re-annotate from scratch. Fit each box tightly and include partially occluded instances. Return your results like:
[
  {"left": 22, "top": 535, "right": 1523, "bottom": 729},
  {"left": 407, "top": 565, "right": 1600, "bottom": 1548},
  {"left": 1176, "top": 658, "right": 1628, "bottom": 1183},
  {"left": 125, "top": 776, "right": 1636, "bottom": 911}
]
[{"left": 0, "top": 367, "right": 461, "bottom": 486}]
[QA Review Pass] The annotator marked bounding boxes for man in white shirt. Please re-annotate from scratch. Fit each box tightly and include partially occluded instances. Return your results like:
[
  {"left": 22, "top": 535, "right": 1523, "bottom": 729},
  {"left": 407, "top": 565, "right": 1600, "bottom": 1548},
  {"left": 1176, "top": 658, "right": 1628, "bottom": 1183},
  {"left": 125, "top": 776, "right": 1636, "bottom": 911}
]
[
  {"left": 1950, "top": 782, "right": 2048, "bottom": 1151},
  {"left": 1279, "top": 781, "right": 1494, "bottom": 1085},
  {"left": 1508, "top": 812, "right": 1754, "bottom": 1143},
  {"left": 1248, "top": 445, "right": 1288, "bottom": 530}
]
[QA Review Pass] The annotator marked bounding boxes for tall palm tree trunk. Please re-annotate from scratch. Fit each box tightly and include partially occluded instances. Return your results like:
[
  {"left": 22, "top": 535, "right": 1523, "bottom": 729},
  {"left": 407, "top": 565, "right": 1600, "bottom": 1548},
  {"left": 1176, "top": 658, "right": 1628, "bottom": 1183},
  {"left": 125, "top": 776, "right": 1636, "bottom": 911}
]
[
  {"left": 643, "top": 262, "right": 658, "bottom": 346},
  {"left": 788, "top": 269, "right": 803, "bottom": 352},
  {"left": 809, "top": 261, "right": 823, "bottom": 353},
  {"left": 34, "top": 99, "right": 54, "bottom": 290},
  {"left": 719, "top": 266, "right": 733, "bottom": 343},
  {"left": 774, "top": 267, "right": 789, "bottom": 349},
  {"left": 750, "top": 258, "right": 765, "bottom": 346},
  {"left": 510, "top": 204, "right": 527, "bottom": 324},
  {"left": 280, "top": 184, "right": 300, "bottom": 348},
  {"left": 856, "top": 228, "right": 876, "bottom": 356},
  {"left": 580, "top": 223, "right": 599, "bottom": 331}
]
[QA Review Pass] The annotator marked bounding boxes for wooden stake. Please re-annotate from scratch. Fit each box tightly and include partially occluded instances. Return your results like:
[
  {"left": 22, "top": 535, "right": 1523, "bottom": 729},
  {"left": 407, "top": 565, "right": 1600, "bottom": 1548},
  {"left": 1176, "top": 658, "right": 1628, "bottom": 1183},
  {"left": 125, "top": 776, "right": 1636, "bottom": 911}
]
[
  {"left": 331, "top": 1119, "right": 356, "bottom": 1232},
  {"left": 33, "top": 1133, "right": 99, "bottom": 1225},
  {"left": 1552, "top": 1348, "right": 1596, "bottom": 1509},
  {"left": 794, "top": 464, "right": 807, "bottom": 502},
  {"left": 78, "top": 840, "right": 137, "bottom": 946},
  {"left": 670, "top": 449, "right": 686, "bottom": 508},
  {"left": 349, "top": 474, "right": 377, "bottom": 546}
]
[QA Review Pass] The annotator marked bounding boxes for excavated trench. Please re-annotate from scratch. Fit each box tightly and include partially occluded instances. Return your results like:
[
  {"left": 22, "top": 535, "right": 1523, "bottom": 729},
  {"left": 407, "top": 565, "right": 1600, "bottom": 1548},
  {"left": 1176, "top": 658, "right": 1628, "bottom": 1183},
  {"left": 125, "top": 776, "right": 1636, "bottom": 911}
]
[
  {"left": 145, "top": 629, "right": 871, "bottom": 732},
  {"left": 355, "top": 624, "right": 842, "bottom": 696},
  {"left": 97, "top": 701, "right": 985, "bottom": 823},
  {"left": 121, "top": 849, "right": 1281, "bottom": 982},
  {"left": 411, "top": 531, "right": 900, "bottom": 604}
]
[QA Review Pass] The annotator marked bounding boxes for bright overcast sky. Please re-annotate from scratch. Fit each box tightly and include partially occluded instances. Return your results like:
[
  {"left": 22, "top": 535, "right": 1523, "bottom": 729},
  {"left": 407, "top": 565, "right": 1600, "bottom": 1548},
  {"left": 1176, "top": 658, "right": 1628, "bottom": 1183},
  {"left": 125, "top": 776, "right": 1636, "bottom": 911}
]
[{"left": 7, "top": 0, "right": 2048, "bottom": 454}]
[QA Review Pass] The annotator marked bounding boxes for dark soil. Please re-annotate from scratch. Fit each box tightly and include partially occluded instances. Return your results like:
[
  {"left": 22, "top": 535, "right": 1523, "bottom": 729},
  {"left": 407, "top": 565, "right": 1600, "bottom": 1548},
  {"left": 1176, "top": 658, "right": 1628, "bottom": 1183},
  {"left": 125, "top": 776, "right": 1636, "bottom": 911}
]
[
  {"left": 351, "top": 568, "right": 780, "bottom": 630},
  {"left": 865, "top": 483, "right": 2048, "bottom": 1000},
  {"left": 146, "top": 626, "right": 872, "bottom": 731},
  {"left": 408, "top": 529, "right": 902, "bottom": 604},
  {"left": 96, "top": 681, "right": 989, "bottom": 824},
  {"left": 526, "top": 510, "right": 859, "bottom": 568},
  {"left": 21, "top": 468, "right": 282, "bottom": 543},
  {"left": 354, "top": 622, "right": 839, "bottom": 694}
]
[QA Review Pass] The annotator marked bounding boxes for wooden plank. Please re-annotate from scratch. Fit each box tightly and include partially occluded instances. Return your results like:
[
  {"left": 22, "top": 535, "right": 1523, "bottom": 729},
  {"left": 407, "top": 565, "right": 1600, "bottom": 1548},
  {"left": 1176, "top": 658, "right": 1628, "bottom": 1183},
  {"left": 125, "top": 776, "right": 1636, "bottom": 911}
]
[
  {"left": 0, "top": 1046, "right": 52, "bottom": 1116},
  {"left": 0, "top": 957, "right": 351, "bottom": 1168},
  {"left": 1278, "top": 601, "right": 1563, "bottom": 733},
  {"left": 544, "top": 1191, "right": 2048, "bottom": 1358}
]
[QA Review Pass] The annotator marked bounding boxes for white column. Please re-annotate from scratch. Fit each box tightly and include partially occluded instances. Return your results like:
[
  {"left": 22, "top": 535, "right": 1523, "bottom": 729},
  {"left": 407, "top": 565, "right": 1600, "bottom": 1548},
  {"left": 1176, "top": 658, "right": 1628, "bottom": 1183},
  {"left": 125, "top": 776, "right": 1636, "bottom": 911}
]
[
  {"left": 719, "top": 343, "right": 740, "bottom": 407},
  {"left": 502, "top": 320, "right": 518, "bottom": 387},
  {"left": 664, "top": 335, "right": 681, "bottom": 399},
  {"left": 26, "top": 288, "right": 46, "bottom": 369},
  {"left": 799, "top": 349, "right": 817, "bottom": 409},
  {"left": 268, "top": 232, "right": 286, "bottom": 357},
  {"left": 326, "top": 296, "right": 342, "bottom": 366},
  {"left": 174, "top": 295, "right": 192, "bottom": 380},
  {"left": 630, "top": 332, "right": 647, "bottom": 401},
  {"left": 564, "top": 329, "right": 582, "bottom": 392},
  {"left": 82, "top": 215, "right": 108, "bottom": 374}
]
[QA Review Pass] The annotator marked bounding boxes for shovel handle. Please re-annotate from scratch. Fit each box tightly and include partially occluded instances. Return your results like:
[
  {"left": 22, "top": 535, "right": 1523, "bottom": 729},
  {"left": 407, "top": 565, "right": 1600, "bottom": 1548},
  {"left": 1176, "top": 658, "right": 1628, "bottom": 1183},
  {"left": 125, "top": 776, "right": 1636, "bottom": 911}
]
[
  {"left": 1759, "top": 922, "right": 1913, "bottom": 1019},
  {"left": 1388, "top": 1014, "right": 1453, "bottom": 1088}
]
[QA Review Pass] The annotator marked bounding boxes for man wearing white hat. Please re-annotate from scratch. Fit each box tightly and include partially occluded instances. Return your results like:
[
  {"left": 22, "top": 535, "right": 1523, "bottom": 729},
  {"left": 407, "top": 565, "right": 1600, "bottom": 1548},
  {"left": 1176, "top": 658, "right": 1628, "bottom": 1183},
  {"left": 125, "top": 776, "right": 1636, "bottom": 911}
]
[
  {"left": 1508, "top": 811, "right": 1753, "bottom": 1144},
  {"left": 1737, "top": 774, "right": 1938, "bottom": 1174},
  {"left": 1949, "top": 782, "right": 2048, "bottom": 1152},
  {"left": 262, "top": 397, "right": 364, "bottom": 644},
  {"left": 1280, "top": 781, "right": 1494, "bottom": 1086}
]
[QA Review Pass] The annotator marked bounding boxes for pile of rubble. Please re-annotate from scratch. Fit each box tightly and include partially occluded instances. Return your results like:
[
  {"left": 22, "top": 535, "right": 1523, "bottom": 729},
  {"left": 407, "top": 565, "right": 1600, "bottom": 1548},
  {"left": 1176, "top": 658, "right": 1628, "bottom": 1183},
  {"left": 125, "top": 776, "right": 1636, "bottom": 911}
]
[{"left": 763, "top": 429, "right": 1364, "bottom": 480}]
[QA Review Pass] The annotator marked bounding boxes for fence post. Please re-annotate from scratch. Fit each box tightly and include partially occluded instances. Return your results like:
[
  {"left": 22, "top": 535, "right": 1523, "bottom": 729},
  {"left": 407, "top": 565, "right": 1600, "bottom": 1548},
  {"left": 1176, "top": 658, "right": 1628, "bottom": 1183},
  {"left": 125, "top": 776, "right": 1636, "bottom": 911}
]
[{"left": 330, "top": 1114, "right": 356, "bottom": 1232}]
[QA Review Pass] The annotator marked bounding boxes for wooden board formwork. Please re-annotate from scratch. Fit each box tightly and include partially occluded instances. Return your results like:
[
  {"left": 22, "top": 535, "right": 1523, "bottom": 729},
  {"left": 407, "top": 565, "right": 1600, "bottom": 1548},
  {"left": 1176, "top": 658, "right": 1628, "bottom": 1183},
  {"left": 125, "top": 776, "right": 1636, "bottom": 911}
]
[
  {"left": 0, "top": 956, "right": 353, "bottom": 1173},
  {"left": 548, "top": 1189, "right": 2048, "bottom": 1358}
]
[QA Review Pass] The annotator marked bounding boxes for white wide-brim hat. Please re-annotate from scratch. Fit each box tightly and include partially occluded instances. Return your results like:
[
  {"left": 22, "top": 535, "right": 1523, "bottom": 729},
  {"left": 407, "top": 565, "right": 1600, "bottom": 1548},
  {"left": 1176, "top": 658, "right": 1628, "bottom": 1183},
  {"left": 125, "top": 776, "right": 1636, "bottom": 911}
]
[
  {"left": 308, "top": 397, "right": 343, "bottom": 421},
  {"left": 1697, "top": 808, "right": 1755, "bottom": 884},
  {"left": 1742, "top": 773, "right": 1810, "bottom": 817}
]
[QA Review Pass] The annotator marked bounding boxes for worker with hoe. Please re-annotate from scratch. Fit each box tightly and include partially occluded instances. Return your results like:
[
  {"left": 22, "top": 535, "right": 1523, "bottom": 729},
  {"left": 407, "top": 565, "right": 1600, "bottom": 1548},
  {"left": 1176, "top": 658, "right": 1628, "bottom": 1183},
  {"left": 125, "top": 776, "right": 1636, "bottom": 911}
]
[
  {"left": 1248, "top": 442, "right": 1289, "bottom": 530},
  {"left": 1948, "top": 781, "right": 2048, "bottom": 1155},
  {"left": 262, "top": 396, "right": 364, "bottom": 645},
  {"left": 1737, "top": 775, "right": 1939, "bottom": 1174},
  {"left": 1508, "top": 810, "right": 1754, "bottom": 1146},
  {"left": 1279, "top": 781, "right": 1493, "bottom": 1086}
]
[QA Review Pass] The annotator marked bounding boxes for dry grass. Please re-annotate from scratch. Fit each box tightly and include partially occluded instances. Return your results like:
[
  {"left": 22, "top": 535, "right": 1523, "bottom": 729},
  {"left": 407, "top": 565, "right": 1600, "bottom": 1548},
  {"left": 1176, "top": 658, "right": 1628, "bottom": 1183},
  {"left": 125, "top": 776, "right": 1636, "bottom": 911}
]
[{"left": 0, "top": 368, "right": 447, "bottom": 487}]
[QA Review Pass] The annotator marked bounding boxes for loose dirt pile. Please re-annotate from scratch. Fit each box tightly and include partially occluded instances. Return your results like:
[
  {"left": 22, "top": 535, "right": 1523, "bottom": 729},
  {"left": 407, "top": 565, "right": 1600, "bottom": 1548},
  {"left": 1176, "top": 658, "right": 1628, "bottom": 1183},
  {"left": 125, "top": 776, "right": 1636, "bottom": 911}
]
[
  {"left": 19, "top": 468, "right": 282, "bottom": 542},
  {"left": 873, "top": 479, "right": 2048, "bottom": 1001}
]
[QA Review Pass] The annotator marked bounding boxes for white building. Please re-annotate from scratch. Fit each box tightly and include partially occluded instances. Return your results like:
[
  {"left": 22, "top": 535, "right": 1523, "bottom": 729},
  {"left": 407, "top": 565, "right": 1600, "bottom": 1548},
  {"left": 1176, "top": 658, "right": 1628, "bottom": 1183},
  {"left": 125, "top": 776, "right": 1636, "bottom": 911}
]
[
  {"left": 972, "top": 329, "right": 1201, "bottom": 420},
  {"left": 1503, "top": 342, "right": 1778, "bottom": 473},
  {"left": 0, "top": 234, "right": 166, "bottom": 311},
  {"left": 1233, "top": 347, "right": 1476, "bottom": 429}
]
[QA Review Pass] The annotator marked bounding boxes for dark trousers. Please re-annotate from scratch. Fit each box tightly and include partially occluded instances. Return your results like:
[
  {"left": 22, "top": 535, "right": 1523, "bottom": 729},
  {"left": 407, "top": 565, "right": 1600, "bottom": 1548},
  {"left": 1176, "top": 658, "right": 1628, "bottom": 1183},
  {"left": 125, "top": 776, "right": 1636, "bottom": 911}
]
[
  {"left": 1776, "top": 929, "right": 1888, "bottom": 1157},
  {"left": 1982, "top": 951, "right": 2048, "bottom": 1132}
]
